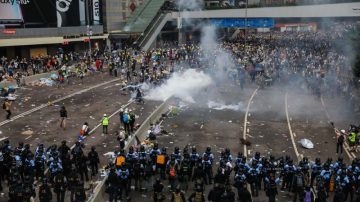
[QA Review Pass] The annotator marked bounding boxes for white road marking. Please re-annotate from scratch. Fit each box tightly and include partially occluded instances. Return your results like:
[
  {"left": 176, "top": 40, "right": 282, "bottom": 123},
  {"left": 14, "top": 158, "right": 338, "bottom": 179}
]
[
  {"left": 285, "top": 92, "right": 300, "bottom": 161},
  {"left": 70, "top": 100, "right": 135, "bottom": 150},
  {"left": 320, "top": 96, "right": 355, "bottom": 160},
  {"left": 0, "top": 78, "right": 121, "bottom": 127},
  {"left": 25, "top": 135, "right": 32, "bottom": 140},
  {"left": 37, "top": 99, "right": 135, "bottom": 183},
  {"left": 0, "top": 137, "right": 8, "bottom": 141},
  {"left": 243, "top": 88, "right": 259, "bottom": 157}
]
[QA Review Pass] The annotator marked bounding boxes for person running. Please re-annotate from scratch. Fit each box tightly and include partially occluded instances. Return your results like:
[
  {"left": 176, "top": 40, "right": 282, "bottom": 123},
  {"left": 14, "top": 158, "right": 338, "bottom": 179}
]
[{"left": 59, "top": 106, "right": 67, "bottom": 129}]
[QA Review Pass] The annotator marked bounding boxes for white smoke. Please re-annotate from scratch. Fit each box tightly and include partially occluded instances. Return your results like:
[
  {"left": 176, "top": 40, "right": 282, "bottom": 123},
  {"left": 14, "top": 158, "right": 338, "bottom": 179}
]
[
  {"left": 176, "top": 0, "right": 203, "bottom": 11},
  {"left": 145, "top": 69, "right": 212, "bottom": 103},
  {"left": 208, "top": 101, "right": 244, "bottom": 111},
  {"left": 200, "top": 25, "right": 236, "bottom": 82}
]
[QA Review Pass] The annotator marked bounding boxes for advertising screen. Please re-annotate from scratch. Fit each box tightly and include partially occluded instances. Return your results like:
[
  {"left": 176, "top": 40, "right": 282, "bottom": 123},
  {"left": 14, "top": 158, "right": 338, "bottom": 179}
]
[
  {"left": 0, "top": 3, "right": 23, "bottom": 22},
  {"left": 21, "top": 0, "right": 57, "bottom": 27},
  {"left": 1, "top": 0, "right": 100, "bottom": 27}
]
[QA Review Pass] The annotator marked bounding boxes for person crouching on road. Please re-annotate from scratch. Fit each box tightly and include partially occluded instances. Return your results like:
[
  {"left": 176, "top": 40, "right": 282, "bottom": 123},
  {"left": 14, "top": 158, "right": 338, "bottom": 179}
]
[
  {"left": 101, "top": 114, "right": 109, "bottom": 134},
  {"left": 79, "top": 122, "right": 89, "bottom": 141}
]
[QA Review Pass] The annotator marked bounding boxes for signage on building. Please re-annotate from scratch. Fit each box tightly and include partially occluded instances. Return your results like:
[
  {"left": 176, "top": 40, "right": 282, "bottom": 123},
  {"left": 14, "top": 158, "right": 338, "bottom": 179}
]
[
  {"left": 0, "top": 0, "right": 29, "bottom": 5},
  {"left": 2, "top": 29, "right": 16, "bottom": 34},
  {"left": 93, "top": 0, "right": 100, "bottom": 25}
]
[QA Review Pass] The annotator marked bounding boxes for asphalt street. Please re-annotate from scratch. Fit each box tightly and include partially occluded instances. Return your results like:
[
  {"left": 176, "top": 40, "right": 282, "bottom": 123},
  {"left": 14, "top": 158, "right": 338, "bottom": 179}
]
[
  {"left": 0, "top": 72, "right": 162, "bottom": 201},
  {"left": 1, "top": 73, "right": 359, "bottom": 202},
  {"left": 148, "top": 83, "right": 359, "bottom": 202}
]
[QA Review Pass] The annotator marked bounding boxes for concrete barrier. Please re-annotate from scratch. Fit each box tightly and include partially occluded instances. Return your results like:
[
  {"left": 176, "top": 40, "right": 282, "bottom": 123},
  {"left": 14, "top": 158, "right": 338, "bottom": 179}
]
[{"left": 89, "top": 99, "right": 170, "bottom": 202}]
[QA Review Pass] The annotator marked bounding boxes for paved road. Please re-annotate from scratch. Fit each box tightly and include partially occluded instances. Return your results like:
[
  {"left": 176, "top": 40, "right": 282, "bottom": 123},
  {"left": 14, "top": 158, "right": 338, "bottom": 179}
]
[{"left": 0, "top": 72, "right": 163, "bottom": 201}]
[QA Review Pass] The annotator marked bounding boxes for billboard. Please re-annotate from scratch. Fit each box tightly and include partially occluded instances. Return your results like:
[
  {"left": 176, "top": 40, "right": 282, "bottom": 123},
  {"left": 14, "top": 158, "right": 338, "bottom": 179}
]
[
  {"left": 92, "top": 0, "right": 100, "bottom": 25},
  {"left": 210, "top": 18, "right": 275, "bottom": 28},
  {"left": 1, "top": 0, "right": 100, "bottom": 27},
  {"left": 21, "top": 0, "right": 57, "bottom": 27},
  {"left": 0, "top": 3, "right": 23, "bottom": 23},
  {"left": 56, "top": 0, "right": 80, "bottom": 27}
]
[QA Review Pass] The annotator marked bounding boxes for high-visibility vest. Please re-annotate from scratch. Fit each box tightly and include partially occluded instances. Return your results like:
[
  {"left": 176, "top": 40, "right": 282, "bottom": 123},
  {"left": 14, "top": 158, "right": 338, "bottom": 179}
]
[
  {"left": 173, "top": 193, "right": 183, "bottom": 202},
  {"left": 102, "top": 117, "right": 109, "bottom": 126},
  {"left": 349, "top": 133, "right": 356, "bottom": 143},
  {"left": 156, "top": 155, "right": 165, "bottom": 165},
  {"left": 116, "top": 156, "right": 125, "bottom": 166}
]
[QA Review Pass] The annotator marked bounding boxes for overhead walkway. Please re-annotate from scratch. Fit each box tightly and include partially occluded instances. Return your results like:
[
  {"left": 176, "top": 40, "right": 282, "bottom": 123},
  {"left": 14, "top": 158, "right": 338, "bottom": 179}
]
[
  {"left": 135, "top": 2, "right": 360, "bottom": 50},
  {"left": 172, "top": 2, "right": 360, "bottom": 18}
]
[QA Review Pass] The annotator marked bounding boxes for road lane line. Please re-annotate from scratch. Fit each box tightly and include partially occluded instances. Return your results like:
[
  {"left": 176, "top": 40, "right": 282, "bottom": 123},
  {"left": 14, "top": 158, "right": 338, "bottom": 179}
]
[
  {"left": 320, "top": 96, "right": 355, "bottom": 160},
  {"left": 70, "top": 100, "right": 135, "bottom": 149},
  {"left": 285, "top": 92, "right": 300, "bottom": 161},
  {"left": 0, "top": 78, "right": 121, "bottom": 127},
  {"left": 36, "top": 99, "right": 135, "bottom": 184},
  {"left": 243, "top": 87, "right": 258, "bottom": 157}
]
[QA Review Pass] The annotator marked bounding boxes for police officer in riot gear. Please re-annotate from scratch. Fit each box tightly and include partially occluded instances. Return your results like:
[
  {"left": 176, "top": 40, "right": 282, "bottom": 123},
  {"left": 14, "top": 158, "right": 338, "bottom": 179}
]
[{"left": 39, "top": 178, "right": 52, "bottom": 202}]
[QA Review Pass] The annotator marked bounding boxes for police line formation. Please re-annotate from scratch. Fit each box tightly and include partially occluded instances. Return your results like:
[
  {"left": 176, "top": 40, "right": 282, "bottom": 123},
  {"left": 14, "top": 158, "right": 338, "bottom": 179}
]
[{"left": 1, "top": 23, "right": 360, "bottom": 202}]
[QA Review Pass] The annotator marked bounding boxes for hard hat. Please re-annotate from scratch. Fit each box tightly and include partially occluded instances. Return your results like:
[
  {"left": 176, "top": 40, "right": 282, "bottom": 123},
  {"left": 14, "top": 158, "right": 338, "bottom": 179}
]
[
  {"left": 104, "top": 114, "right": 107, "bottom": 116},
  {"left": 341, "top": 129, "right": 346, "bottom": 133}
]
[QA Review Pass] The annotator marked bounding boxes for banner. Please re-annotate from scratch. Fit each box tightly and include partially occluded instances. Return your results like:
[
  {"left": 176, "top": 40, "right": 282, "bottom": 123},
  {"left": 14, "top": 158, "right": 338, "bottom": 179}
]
[
  {"left": 92, "top": 0, "right": 100, "bottom": 25},
  {"left": 79, "top": 0, "right": 86, "bottom": 25},
  {"left": 210, "top": 18, "right": 275, "bottom": 28}
]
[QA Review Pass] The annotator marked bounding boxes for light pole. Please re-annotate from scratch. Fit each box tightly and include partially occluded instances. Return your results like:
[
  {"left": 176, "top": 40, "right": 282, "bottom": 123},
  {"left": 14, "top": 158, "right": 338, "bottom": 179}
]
[
  {"left": 86, "top": 0, "right": 92, "bottom": 67},
  {"left": 178, "top": 3, "right": 182, "bottom": 45},
  {"left": 244, "top": 0, "right": 248, "bottom": 49}
]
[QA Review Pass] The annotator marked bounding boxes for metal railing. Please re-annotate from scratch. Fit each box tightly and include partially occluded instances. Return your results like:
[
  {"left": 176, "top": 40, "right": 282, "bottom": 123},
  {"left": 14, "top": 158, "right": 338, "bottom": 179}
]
[
  {"left": 136, "top": 10, "right": 166, "bottom": 48},
  {"left": 204, "top": 0, "right": 360, "bottom": 9}
]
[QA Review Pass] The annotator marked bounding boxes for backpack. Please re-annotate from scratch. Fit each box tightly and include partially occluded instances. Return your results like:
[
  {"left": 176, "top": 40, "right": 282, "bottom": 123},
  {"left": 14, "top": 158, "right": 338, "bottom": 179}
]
[
  {"left": 156, "top": 155, "right": 165, "bottom": 165},
  {"left": 130, "top": 114, "right": 135, "bottom": 121},
  {"left": 304, "top": 191, "right": 311, "bottom": 202},
  {"left": 296, "top": 175, "right": 303, "bottom": 187},
  {"left": 181, "top": 161, "right": 189, "bottom": 173},
  {"left": 338, "top": 135, "right": 344, "bottom": 144},
  {"left": 2, "top": 102, "right": 6, "bottom": 109},
  {"left": 116, "top": 156, "right": 125, "bottom": 166},
  {"left": 123, "top": 114, "right": 129, "bottom": 123},
  {"left": 169, "top": 166, "right": 176, "bottom": 177}
]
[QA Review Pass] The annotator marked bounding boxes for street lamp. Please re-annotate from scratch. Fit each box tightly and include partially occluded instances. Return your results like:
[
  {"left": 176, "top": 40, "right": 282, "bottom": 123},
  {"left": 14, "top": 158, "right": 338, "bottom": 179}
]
[
  {"left": 244, "top": 0, "right": 248, "bottom": 49},
  {"left": 86, "top": 0, "right": 92, "bottom": 67},
  {"left": 87, "top": 25, "right": 93, "bottom": 67}
]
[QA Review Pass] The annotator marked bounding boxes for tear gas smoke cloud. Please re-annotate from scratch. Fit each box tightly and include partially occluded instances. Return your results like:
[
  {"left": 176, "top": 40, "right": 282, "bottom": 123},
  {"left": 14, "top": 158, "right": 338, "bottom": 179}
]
[
  {"left": 207, "top": 101, "right": 244, "bottom": 111},
  {"left": 144, "top": 69, "right": 212, "bottom": 103}
]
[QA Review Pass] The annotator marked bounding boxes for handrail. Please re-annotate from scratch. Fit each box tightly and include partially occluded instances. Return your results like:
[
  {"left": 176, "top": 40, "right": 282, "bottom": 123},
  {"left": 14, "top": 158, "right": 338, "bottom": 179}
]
[
  {"left": 138, "top": 12, "right": 166, "bottom": 48},
  {"left": 136, "top": 9, "right": 164, "bottom": 47},
  {"left": 204, "top": 0, "right": 360, "bottom": 9}
]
